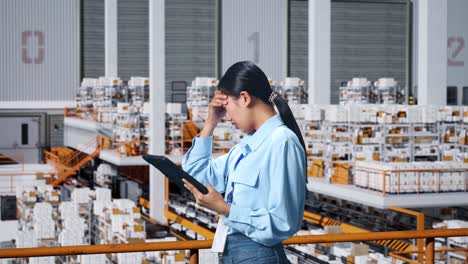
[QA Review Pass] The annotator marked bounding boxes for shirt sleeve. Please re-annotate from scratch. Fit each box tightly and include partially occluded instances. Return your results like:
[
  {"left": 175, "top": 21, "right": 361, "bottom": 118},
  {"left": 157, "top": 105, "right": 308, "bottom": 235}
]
[
  {"left": 182, "top": 135, "right": 231, "bottom": 193},
  {"left": 224, "top": 136, "right": 306, "bottom": 246}
]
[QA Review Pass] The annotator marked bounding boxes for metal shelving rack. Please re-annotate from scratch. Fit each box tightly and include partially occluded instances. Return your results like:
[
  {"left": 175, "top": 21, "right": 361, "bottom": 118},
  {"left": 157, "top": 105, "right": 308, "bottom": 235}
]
[
  {"left": 439, "top": 123, "right": 462, "bottom": 161},
  {"left": 281, "top": 77, "right": 307, "bottom": 104},
  {"left": 381, "top": 123, "right": 411, "bottom": 162},
  {"left": 375, "top": 86, "right": 405, "bottom": 104},
  {"left": 447, "top": 240, "right": 467, "bottom": 263},
  {"left": 339, "top": 85, "right": 376, "bottom": 105},
  {"left": 76, "top": 78, "right": 96, "bottom": 120},
  {"left": 324, "top": 121, "right": 353, "bottom": 183},
  {"left": 78, "top": 201, "right": 93, "bottom": 245},
  {"left": 350, "top": 123, "right": 382, "bottom": 162},
  {"left": 212, "top": 121, "right": 235, "bottom": 153},
  {"left": 411, "top": 123, "right": 440, "bottom": 162},
  {"left": 165, "top": 112, "right": 187, "bottom": 156},
  {"left": 302, "top": 120, "right": 327, "bottom": 158},
  {"left": 114, "top": 109, "right": 142, "bottom": 156}
]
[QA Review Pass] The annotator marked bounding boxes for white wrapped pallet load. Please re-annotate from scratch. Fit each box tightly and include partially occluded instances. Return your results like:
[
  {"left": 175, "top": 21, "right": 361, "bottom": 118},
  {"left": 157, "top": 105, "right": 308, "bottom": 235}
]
[
  {"left": 59, "top": 202, "right": 79, "bottom": 219},
  {"left": 59, "top": 229, "right": 84, "bottom": 246},
  {"left": 111, "top": 214, "right": 133, "bottom": 233},
  {"left": 33, "top": 217, "right": 55, "bottom": 239},
  {"left": 95, "top": 187, "right": 112, "bottom": 202},
  {"left": 71, "top": 187, "right": 92, "bottom": 204},
  {"left": 438, "top": 106, "right": 461, "bottom": 122},
  {"left": 29, "top": 257, "right": 55, "bottom": 264},
  {"left": 131, "top": 207, "right": 141, "bottom": 220},
  {"left": 16, "top": 230, "right": 37, "bottom": 248},
  {"left": 33, "top": 202, "right": 53, "bottom": 219},
  {"left": 290, "top": 104, "right": 308, "bottom": 120},
  {"left": 117, "top": 252, "right": 144, "bottom": 264},
  {"left": 325, "top": 105, "right": 348, "bottom": 123},
  {"left": 166, "top": 103, "right": 183, "bottom": 115},
  {"left": 305, "top": 105, "right": 324, "bottom": 121},
  {"left": 419, "top": 105, "right": 437, "bottom": 123},
  {"left": 79, "top": 254, "right": 107, "bottom": 264},
  {"left": 356, "top": 161, "right": 468, "bottom": 194},
  {"left": 16, "top": 186, "right": 37, "bottom": 203},
  {"left": 93, "top": 200, "right": 113, "bottom": 217},
  {"left": 444, "top": 220, "right": 468, "bottom": 245},
  {"left": 347, "top": 104, "right": 361, "bottom": 123},
  {"left": 36, "top": 185, "right": 53, "bottom": 196},
  {"left": 125, "top": 223, "right": 146, "bottom": 240},
  {"left": 63, "top": 217, "right": 86, "bottom": 233},
  {"left": 113, "top": 199, "right": 136, "bottom": 213}
]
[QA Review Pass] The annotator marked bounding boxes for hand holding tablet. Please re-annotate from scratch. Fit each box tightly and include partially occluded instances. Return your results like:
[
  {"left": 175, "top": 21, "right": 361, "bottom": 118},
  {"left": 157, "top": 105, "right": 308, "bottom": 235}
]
[{"left": 142, "top": 154, "right": 209, "bottom": 195}]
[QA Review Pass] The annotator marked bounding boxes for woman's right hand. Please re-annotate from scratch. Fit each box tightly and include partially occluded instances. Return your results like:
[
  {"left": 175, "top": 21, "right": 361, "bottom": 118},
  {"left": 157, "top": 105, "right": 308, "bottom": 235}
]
[{"left": 201, "top": 91, "right": 228, "bottom": 137}]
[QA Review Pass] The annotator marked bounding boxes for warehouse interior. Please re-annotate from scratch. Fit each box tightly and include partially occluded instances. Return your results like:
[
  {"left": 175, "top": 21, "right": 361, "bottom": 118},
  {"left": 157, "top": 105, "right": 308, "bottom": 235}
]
[{"left": 0, "top": 0, "right": 467, "bottom": 263}]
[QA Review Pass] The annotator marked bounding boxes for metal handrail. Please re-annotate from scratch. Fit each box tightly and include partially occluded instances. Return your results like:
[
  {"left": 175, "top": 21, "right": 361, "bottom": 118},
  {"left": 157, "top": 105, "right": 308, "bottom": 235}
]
[
  {"left": 0, "top": 228, "right": 467, "bottom": 264},
  {"left": 389, "top": 206, "right": 425, "bottom": 263}
]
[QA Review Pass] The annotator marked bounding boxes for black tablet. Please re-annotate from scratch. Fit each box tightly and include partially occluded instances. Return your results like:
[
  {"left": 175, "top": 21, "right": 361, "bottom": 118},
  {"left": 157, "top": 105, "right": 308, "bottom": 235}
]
[{"left": 142, "top": 154, "right": 209, "bottom": 195}]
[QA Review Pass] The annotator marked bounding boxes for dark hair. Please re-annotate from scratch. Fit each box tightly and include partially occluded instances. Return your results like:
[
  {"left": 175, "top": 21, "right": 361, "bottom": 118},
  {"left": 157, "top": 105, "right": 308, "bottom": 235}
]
[{"left": 218, "top": 61, "right": 306, "bottom": 154}]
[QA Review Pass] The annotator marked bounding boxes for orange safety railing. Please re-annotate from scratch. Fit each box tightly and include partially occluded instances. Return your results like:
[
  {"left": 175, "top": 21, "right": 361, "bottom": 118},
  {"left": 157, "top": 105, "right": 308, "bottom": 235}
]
[
  {"left": 64, "top": 107, "right": 96, "bottom": 120},
  {"left": 49, "top": 137, "right": 100, "bottom": 187},
  {"left": 59, "top": 137, "right": 97, "bottom": 168},
  {"left": 389, "top": 207, "right": 426, "bottom": 263},
  {"left": 0, "top": 228, "right": 467, "bottom": 264}
]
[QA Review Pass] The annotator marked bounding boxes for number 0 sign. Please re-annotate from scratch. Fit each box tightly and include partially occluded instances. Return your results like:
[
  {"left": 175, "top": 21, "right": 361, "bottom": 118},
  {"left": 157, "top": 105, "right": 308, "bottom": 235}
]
[{"left": 22, "top": 31, "right": 45, "bottom": 64}]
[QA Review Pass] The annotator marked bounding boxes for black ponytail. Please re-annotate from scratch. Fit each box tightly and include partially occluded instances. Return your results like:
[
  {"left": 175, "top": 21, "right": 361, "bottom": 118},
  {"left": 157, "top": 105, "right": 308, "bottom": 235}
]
[
  {"left": 271, "top": 95, "right": 306, "bottom": 153},
  {"left": 218, "top": 61, "right": 306, "bottom": 154}
]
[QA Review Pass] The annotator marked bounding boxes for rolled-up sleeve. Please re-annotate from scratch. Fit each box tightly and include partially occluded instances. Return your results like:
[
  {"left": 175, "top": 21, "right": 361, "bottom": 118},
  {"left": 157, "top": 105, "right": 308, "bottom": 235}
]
[
  {"left": 182, "top": 136, "right": 231, "bottom": 193},
  {"left": 224, "top": 137, "right": 306, "bottom": 246}
]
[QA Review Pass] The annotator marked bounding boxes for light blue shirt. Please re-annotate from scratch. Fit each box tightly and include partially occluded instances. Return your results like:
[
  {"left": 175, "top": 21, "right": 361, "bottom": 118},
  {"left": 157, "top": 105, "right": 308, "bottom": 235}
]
[{"left": 182, "top": 114, "right": 306, "bottom": 246}]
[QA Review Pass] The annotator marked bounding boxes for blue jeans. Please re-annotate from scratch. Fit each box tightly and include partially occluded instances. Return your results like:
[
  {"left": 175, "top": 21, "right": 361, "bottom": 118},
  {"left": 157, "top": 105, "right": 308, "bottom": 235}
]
[{"left": 218, "top": 233, "right": 290, "bottom": 264}]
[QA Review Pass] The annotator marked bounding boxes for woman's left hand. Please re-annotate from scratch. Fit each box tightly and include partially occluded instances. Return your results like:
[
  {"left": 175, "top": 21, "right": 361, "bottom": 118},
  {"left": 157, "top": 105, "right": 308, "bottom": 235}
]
[{"left": 182, "top": 179, "right": 231, "bottom": 216}]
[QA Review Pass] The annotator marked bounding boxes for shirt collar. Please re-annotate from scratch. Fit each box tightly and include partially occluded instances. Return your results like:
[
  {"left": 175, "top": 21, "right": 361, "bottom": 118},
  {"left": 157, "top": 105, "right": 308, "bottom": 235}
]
[{"left": 241, "top": 114, "right": 284, "bottom": 152}]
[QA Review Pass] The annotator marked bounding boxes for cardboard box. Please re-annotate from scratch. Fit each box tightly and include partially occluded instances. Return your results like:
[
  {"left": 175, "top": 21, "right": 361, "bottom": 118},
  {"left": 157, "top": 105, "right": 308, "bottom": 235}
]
[{"left": 351, "top": 243, "right": 369, "bottom": 256}]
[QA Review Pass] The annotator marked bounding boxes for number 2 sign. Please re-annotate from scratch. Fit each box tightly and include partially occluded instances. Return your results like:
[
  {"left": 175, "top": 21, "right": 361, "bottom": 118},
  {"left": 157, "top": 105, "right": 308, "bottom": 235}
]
[{"left": 448, "top": 36, "right": 465, "bottom": 67}]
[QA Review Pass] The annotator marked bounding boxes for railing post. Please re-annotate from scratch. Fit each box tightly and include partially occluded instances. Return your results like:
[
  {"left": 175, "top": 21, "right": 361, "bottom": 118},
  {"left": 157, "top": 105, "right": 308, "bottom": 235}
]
[
  {"left": 425, "top": 237, "right": 434, "bottom": 264},
  {"left": 189, "top": 249, "right": 198, "bottom": 264},
  {"left": 416, "top": 212, "right": 425, "bottom": 264}
]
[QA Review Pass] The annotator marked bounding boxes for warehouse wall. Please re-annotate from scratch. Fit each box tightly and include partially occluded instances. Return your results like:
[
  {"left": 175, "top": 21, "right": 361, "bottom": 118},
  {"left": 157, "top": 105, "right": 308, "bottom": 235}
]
[
  {"left": 288, "top": 0, "right": 308, "bottom": 85},
  {"left": 330, "top": 0, "right": 409, "bottom": 104},
  {"left": 165, "top": 0, "right": 217, "bottom": 102},
  {"left": 447, "top": 0, "right": 468, "bottom": 104},
  {"left": 412, "top": 0, "right": 468, "bottom": 105},
  {"left": 0, "top": 0, "right": 79, "bottom": 101},
  {"left": 81, "top": 0, "right": 105, "bottom": 78},
  {"left": 222, "top": 0, "right": 288, "bottom": 81},
  {"left": 118, "top": 0, "right": 149, "bottom": 80},
  {"left": 81, "top": 0, "right": 217, "bottom": 103},
  {"left": 288, "top": 0, "right": 409, "bottom": 104}
]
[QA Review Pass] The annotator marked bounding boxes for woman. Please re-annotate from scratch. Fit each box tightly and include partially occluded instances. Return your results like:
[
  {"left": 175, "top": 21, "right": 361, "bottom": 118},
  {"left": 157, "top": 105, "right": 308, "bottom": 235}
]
[{"left": 182, "top": 61, "right": 306, "bottom": 263}]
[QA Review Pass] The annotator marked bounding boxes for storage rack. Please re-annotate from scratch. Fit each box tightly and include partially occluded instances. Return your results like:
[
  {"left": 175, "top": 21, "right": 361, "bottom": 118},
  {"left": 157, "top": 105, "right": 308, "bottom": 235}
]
[
  {"left": 412, "top": 123, "right": 440, "bottom": 161},
  {"left": 301, "top": 105, "right": 468, "bottom": 184},
  {"left": 339, "top": 78, "right": 405, "bottom": 105},
  {"left": 165, "top": 107, "right": 187, "bottom": 156},
  {"left": 374, "top": 78, "right": 405, "bottom": 104},
  {"left": 281, "top": 77, "right": 307, "bottom": 104},
  {"left": 113, "top": 103, "right": 143, "bottom": 156},
  {"left": 339, "top": 78, "right": 376, "bottom": 105},
  {"left": 76, "top": 78, "right": 97, "bottom": 120}
]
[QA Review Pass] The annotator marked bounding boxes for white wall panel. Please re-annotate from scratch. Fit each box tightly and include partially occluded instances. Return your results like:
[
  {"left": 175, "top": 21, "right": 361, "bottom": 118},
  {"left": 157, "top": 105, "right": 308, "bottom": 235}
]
[
  {"left": 0, "top": 0, "right": 79, "bottom": 101},
  {"left": 222, "top": 0, "right": 287, "bottom": 80},
  {"left": 447, "top": 0, "right": 468, "bottom": 89}
]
